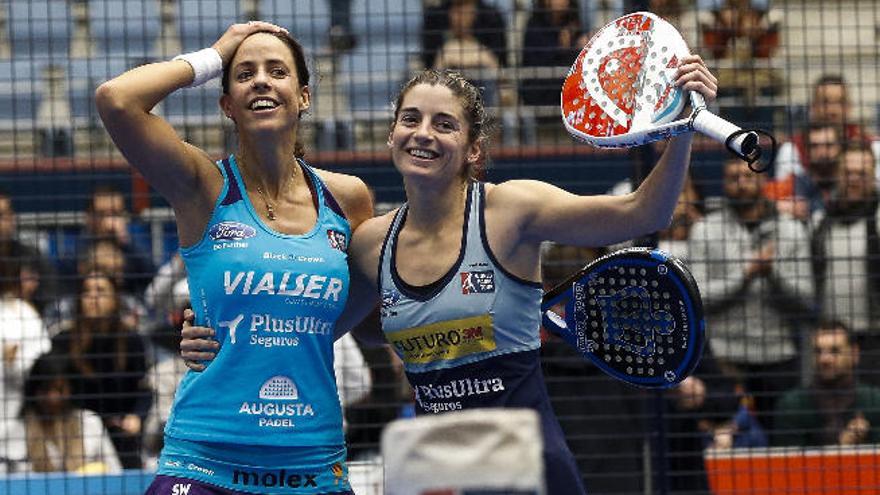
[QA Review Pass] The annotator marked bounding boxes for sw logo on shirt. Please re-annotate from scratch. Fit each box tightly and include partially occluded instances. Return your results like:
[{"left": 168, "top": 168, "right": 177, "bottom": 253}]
[
  {"left": 327, "top": 229, "right": 347, "bottom": 251},
  {"left": 170, "top": 484, "right": 192, "bottom": 495},
  {"left": 461, "top": 270, "right": 495, "bottom": 294}
]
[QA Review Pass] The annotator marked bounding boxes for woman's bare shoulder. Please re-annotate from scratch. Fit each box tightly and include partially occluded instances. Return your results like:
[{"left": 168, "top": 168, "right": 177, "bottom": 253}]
[{"left": 312, "top": 168, "right": 374, "bottom": 228}]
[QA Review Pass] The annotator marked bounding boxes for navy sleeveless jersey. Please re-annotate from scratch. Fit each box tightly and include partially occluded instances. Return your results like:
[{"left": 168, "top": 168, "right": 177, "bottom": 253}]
[
  {"left": 166, "top": 155, "right": 350, "bottom": 448},
  {"left": 379, "top": 181, "right": 587, "bottom": 494}
]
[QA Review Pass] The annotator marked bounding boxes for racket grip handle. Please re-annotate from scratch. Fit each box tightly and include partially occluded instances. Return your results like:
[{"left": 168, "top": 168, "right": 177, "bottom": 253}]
[{"left": 692, "top": 109, "right": 758, "bottom": 157}]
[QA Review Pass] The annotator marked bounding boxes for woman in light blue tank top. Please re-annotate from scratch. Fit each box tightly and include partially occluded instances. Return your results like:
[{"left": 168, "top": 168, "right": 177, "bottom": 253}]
[
  {"left": 184, "top": 63, "right": 720, "bottom": 494},
  {"left": 97, "top": 20, "right": 375, "bottom": 495}
]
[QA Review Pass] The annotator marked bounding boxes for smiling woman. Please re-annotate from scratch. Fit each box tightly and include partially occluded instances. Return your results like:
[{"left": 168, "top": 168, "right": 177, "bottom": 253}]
[
  {"left": 182, "top": 60, "right": 720, "bottom": 494},
  {"left": 95, "top": 20, "right": 374, "bottom": 495}
]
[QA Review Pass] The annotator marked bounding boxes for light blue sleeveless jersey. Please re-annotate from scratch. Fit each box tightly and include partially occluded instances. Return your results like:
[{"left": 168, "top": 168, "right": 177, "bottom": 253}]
[
  {"left": 379, "top": 181, "right": 588, "bottom": 495},
  {"left": 166, "top": 155, "right": 350, "bottom": 448},
  {"left": 379, "top": 181, "right": 543, "bottom": 374}
]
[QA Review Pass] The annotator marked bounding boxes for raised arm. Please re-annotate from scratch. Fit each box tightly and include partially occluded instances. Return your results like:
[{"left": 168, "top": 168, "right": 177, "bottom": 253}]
[
  {"left": 497, "top": 55, "right": 717, "bottom": 248},
  {"left": 95, "top": 22, "right": 287, "bottom": 216}
]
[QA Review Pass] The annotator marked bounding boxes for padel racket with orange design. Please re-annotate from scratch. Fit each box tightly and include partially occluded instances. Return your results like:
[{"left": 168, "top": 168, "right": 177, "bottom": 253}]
[{"left": 561, "top": 11, "right": 775, "bottom": 171}]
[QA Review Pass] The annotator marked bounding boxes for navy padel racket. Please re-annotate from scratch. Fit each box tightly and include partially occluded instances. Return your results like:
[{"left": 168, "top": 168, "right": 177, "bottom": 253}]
[{"left": 542, "top": 248, "right": 705, "bottom": 388}]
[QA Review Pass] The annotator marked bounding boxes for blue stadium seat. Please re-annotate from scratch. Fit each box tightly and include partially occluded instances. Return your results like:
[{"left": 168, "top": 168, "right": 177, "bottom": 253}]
[
  {"left": 338, "top": 0, "right": 422, "bottom": 114},
  {"left": 66, "top": 57, "right": 130, "bottom": 119},
  {"left": 338, "top": 48, "right": 409, "bottom": 113},
  {"left": 6, "top": 0, "right": 72, "bottom": 59},
  {"left": 350, "top": 0, "right": 421, "bottom": 48},
  {"left": 259, "top": 0, "right": 331, "bottom": 52},
  {"left": 0, "top": 91, "right": 39, "bottom": 122},
  {"left": 0, "top": 59, "right": 52, "bottom": 85},
  {"left": 178, "top": 0, "right": 243, "bottom": 52},
  {"left": 0, "top": 60, "right": 51, "bottom": 123},
  {"left": 162, "top": 84, "right": 225, "bottom": 124},
  {"left": 67, "top": 57, "right": 131, "bottom": 84},
  {"left": 89, "top": 0, "right": 162, "bottom": 57}
]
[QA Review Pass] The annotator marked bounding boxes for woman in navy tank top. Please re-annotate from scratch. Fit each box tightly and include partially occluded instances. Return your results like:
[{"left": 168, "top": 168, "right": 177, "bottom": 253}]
[
  {"left": 183, "top": 62, "right": 719, "bottom": 493},
  {"left": 97, "top": 20, "right": 374, "bottom": 495}
]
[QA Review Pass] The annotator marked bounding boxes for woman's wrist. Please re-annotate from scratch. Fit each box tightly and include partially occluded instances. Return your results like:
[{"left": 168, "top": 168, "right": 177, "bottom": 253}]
[{"left": 172, "top": 48, "right": 223, "bottom": 87}]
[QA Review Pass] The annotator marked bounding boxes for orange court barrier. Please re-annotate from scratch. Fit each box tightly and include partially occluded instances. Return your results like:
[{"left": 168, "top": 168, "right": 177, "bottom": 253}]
[{"left": 705, "top": 445, "right": 880, "bottom": 495}]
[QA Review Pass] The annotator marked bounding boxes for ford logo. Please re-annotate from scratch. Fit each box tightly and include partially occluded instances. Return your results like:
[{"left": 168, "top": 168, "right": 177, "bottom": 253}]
[{"left": 209, "top": 221, "right": 257, "bottom": 241}]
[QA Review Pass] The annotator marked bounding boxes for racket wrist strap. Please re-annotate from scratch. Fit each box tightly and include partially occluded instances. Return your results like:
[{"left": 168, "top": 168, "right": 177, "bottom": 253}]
[{"left": 173, "top": 48, "right": 223, "bottom": 87}]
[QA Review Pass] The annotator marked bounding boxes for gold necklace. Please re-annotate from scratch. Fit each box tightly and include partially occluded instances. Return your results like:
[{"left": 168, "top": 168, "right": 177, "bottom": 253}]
[
  {"left": 254, "top": 183, "right": 277, "bottom": 221},
  {"left": 245, "top": 160, "right": 296, "bottom": 222}
]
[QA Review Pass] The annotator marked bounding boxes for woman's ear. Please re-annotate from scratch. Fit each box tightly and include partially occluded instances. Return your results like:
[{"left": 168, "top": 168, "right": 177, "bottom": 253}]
[
  {"left": 466, "top": 139, "right": 482, "bottom": 164},
  {"left": 220, "top": 94, "right": 234, "bottom": 121},
  {"left": 299, "top": 85, "right": 311, "bottom": 113}
]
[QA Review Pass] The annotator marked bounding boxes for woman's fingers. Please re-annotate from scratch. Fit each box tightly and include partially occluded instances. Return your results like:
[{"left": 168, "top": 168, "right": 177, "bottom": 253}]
[
  {"left": 212, "top": 21, "right": 289, "bottom": 63},
  {"left": 180, "top": 315, "right": 219, "bottom": 373},
  {"left": 674, "top": 55, "right": 718, "bottom": 103},
  {"left": 184, "top": 360, "right": 207, "bottom": 372},
  {"left": 181, "top": 324, "right": 216, "bottom": 340},
  {"left": 182, "top": 350, "right": 216, "bottom": 361},
  {"left": 245, "top": 20, "right": 288, "bottom": 34}
]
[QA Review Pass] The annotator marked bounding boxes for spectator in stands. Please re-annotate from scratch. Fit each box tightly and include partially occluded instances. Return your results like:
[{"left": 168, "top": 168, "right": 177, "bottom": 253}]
[
  {"left": 422, "top": 0, "right": 506, "bottom": 70},
  {"left": 775, "top": 74, "right": 878, "bottom": 183},
  {"left": 648, "top": 0, "right": 701, "bottom": 67},
  {"left": 0, "top": 252, "right": 51, "bottom": 472},
  {"left": 666, "top": 345, "right": 739, "bottom": 493},
  {"left": 64, "top": 186, "right": 155, "bottom": 295},
  {"left": 689, "top": 157, "right": 814, "bottom": 422},
  {"left": 519, "top": 0, "right": 588, "bottom": 107},
  {"left": 812, "top": 142, "right": 880, "bottom": 383},
  {"left": 698, "top": 0, "right": 782, "bottom": 100},
  {"left": 143, "top": 253, "right": 187, "bottom": 326},
  {"left": 427, "top": 0, "right": 507, "bottom": 106},
  {"left": 45, "top": 239, "right": 148, "bottom": 335},
  {"left": 0, "top": 191, "right": 59, "bottom": 315},
  {"left": 773, "top": 121, "right": 844, "bottom": 223},
  {"left": 141, "top": 277, "right": 189, "bottom": 467},
  {"left": 773, "top": 320, "right": 880, "bottom": 447},
  {"left": 699, "top": 0, "right": 780, "bottom": 60},
  {"left": 328, "top": 0, "right": 356, "bottom": 52},
  {"left": 84, "top": 186, "right": 155, "bottom": 291},
  {"left": 21, "top": 352, "right": 121, "bottom": 473},
  {"left": 51, "top": 271, "right": 152, "bottom": 469}
]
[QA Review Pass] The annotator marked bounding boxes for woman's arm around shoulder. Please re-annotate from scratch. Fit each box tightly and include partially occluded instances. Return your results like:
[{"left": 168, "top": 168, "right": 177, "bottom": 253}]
[
  {"left": 334, "top": 212, "right": 397, "bottom": 346},
  {"left": 316, "top": 170, "right": 383, "bottom": 344}
]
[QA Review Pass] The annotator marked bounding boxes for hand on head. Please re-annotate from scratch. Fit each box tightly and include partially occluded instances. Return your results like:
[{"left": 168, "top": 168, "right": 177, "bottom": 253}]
[{"left": 212, "top": 21, "right": 290, "bottom": 65}]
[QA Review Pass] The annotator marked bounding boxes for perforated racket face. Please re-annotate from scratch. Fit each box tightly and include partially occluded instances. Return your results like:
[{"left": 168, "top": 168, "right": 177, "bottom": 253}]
[
  {"left": 563, "top": 249, "right": 704, "bottom": 388},
  {"left": 561, "top": 12, "right": 690, "bottom": 146}
]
